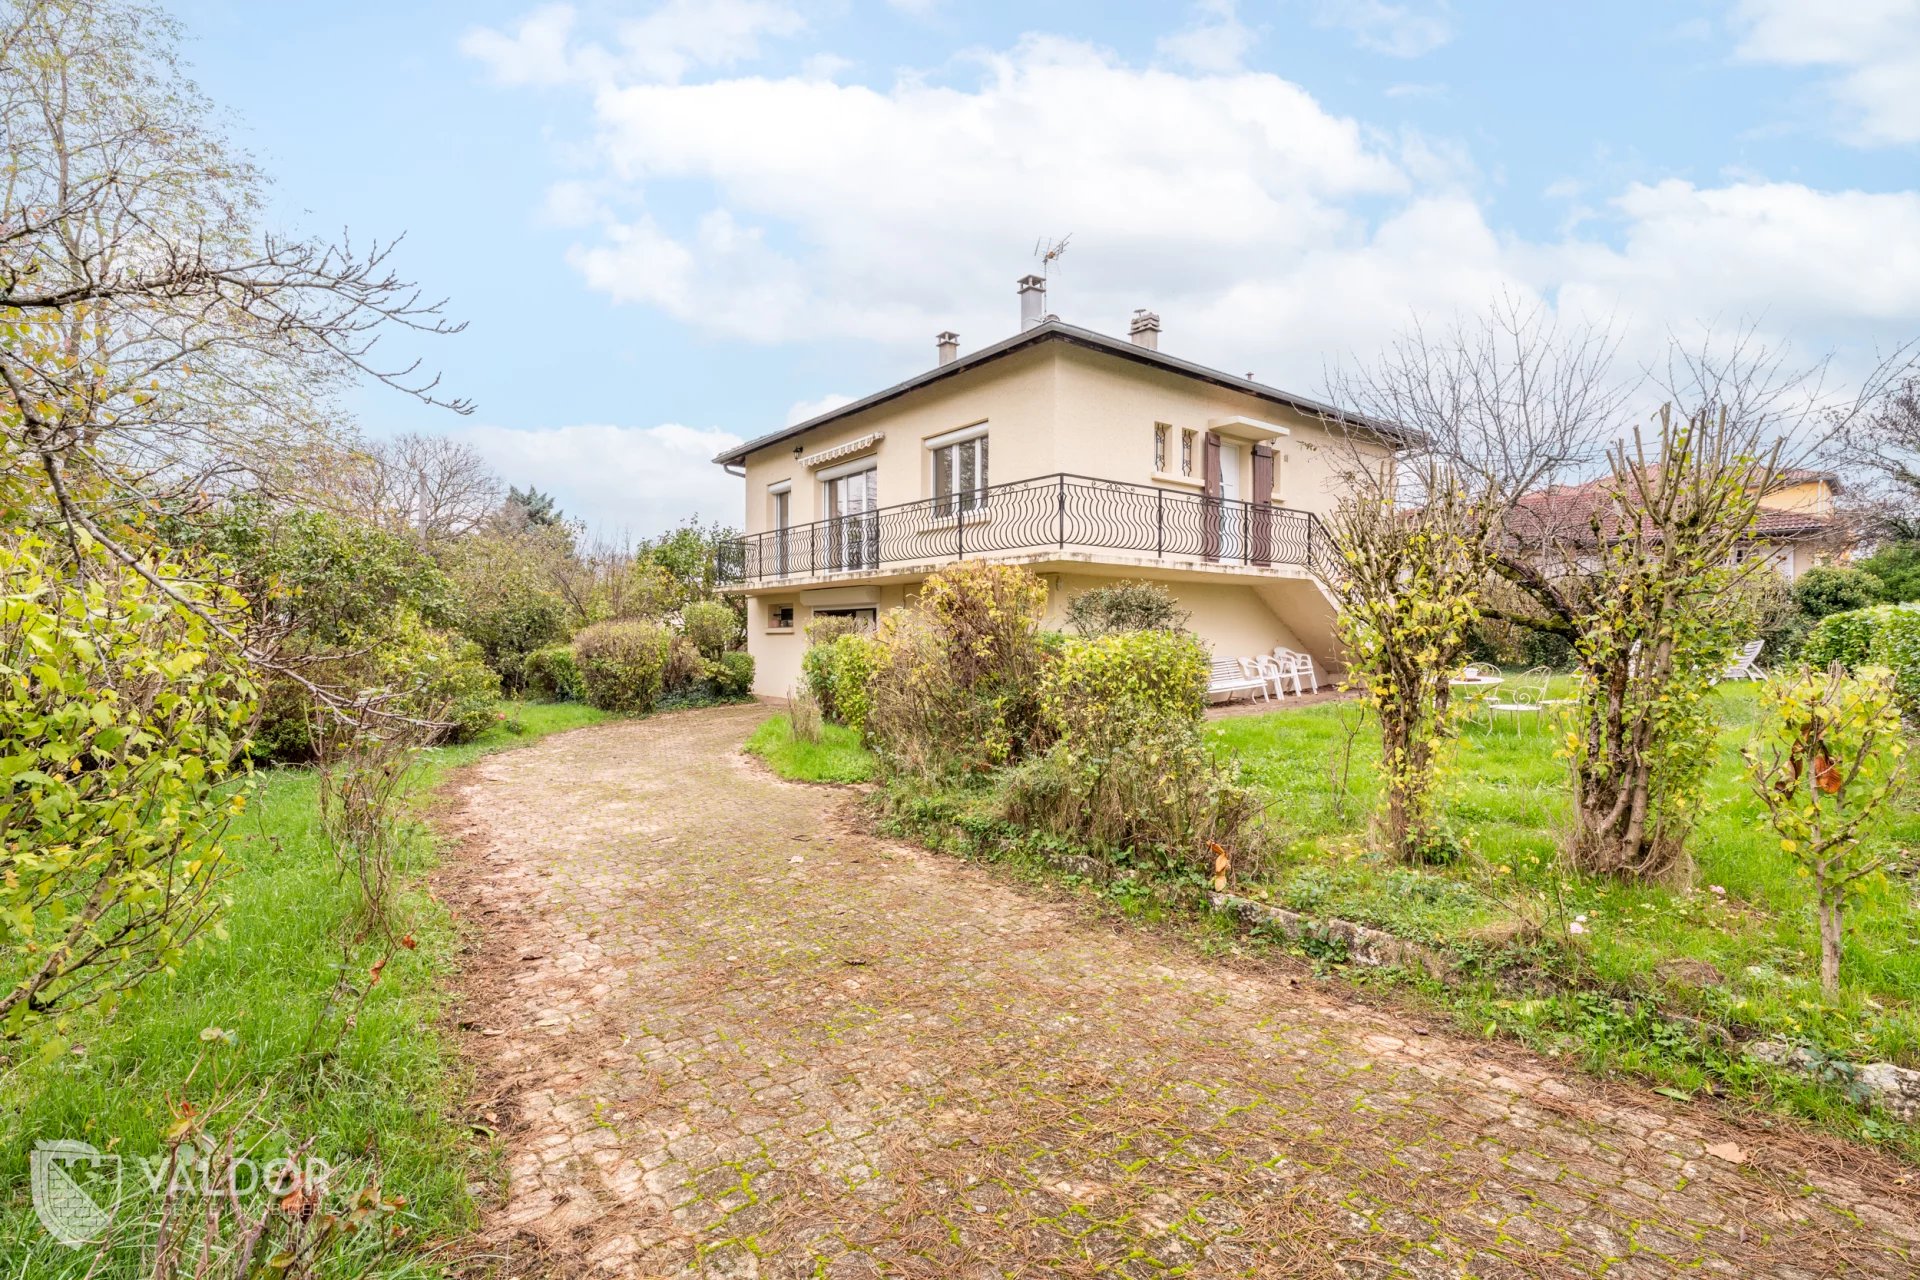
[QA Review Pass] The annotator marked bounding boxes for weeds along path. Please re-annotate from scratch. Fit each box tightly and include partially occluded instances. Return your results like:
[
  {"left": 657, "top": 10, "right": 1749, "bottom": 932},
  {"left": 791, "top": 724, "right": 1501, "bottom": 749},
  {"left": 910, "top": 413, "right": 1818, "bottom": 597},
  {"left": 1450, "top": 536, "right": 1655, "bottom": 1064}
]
[{"left": 435, "top": 703, "right": 1920, "bottom": 1278}]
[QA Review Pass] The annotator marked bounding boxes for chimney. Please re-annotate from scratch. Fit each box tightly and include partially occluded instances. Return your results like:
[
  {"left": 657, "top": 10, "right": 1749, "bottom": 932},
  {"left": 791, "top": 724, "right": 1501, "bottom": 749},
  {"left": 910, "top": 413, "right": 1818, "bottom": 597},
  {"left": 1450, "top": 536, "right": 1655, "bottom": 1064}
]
[
  {"left": 936, "top": 331, "right": 959, "bottom": 365},
  {"left": 1017, "top": 274, "right": 1047, "bottom": 330},
  {"left": 1129, "top": 309, "right": 1161, "bottom": 351}
]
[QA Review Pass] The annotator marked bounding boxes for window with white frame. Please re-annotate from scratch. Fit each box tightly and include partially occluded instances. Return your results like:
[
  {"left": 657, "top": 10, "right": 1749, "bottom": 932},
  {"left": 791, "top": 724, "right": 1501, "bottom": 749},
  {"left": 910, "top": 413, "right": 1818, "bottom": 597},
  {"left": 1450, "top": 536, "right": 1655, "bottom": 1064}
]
[{"left": 929, "top": 424, "right": 989, "bottom": 515}]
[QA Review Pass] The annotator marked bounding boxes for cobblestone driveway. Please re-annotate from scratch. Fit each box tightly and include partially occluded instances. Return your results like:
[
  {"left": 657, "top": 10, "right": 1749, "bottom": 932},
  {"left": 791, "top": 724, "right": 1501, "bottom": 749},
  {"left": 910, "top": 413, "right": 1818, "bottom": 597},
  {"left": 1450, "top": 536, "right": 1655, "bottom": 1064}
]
[{"left": 439, "top": 705, "right": 1919, "bottom": 1278}]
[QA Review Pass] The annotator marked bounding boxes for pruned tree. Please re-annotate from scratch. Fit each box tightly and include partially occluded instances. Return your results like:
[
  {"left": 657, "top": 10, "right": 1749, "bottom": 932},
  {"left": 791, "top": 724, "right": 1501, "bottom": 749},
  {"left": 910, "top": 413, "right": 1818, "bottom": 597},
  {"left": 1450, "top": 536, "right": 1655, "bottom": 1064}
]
[
  {"left": 1328, "top": 464, "right": 1488, "bottom": 861},
  {"left": 1747, "top": 663, "right": 1906, "bottom": 994},
  {"left": 0, "top": 0, "right": 465, "bottom": 705},
  {"left": 1322, "top": 297, "right": 1626, "bottom": 861}
]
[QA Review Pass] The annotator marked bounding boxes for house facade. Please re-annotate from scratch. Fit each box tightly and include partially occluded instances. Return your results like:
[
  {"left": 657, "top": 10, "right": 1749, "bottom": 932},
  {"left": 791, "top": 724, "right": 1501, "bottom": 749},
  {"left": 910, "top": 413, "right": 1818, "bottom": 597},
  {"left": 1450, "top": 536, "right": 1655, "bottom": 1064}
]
[{"left": 713, "top": 277, "right": 1403, "bottom": 698}]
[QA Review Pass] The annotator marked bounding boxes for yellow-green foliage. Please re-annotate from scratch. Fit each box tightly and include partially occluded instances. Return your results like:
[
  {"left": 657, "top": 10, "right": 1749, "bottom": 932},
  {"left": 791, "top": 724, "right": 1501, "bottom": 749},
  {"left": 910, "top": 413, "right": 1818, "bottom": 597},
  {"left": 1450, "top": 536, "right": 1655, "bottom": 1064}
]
[
  {"left": 681, "top": 599, "right": 741, "bottom": 660},
  {"left": 802, "top": 633, "right": 882, "bottom": 732},
  {"left": 866, "top": 562, "right": 1050, "bottom": 777},
  {"left": 1747, "top": 664, "right": 1907, "bottom": 993},
  {"left": 0, "top": 533, "right": 258, "bottom": 1038},
  {"left": 1041, "top": 630, "right": 1207, "bottom": 748}
]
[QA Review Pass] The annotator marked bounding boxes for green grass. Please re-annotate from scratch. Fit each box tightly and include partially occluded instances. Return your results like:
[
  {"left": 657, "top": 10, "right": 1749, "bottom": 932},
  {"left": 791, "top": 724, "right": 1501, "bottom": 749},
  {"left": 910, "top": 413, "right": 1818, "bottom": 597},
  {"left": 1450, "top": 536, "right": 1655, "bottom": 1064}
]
[
  {"left": 0, "top": 699, "right": 605, "bottom": 1275},
  {"left": 744, "top": 712, "right": 876, "bottom": 784},
  {"left": 1209, "top": 682, "right": 1920, "bottom": 1072}
]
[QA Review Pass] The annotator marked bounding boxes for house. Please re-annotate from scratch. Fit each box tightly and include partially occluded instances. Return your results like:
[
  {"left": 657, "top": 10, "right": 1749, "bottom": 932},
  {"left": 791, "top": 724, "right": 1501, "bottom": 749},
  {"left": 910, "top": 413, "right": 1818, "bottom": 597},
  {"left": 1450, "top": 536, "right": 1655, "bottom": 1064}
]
[
  {"left": 712, "top": 276, "right": 1410, "bottom": 699},
  {"left": 1508, "top": 466, "right": 1848, "bottom": 581}
]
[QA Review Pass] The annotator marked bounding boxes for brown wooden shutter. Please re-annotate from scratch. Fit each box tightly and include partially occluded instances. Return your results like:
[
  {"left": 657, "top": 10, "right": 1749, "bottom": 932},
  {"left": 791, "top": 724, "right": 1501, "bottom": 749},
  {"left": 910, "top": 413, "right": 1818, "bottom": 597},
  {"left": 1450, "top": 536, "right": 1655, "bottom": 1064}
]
[
  {"left": 1250, "top": 442, "right": 1275, "bottom": 566},
  {"left": 1201, "top": 431, "right": 1223, "bottom": 560}
]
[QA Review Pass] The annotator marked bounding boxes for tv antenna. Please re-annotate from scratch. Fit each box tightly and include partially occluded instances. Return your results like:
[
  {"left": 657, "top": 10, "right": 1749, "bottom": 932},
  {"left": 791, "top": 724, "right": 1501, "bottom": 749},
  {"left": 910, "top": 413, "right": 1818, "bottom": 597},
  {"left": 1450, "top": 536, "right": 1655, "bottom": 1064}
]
[{"left": 1033, "top": 233, "right": 1072, "bottom": 281}]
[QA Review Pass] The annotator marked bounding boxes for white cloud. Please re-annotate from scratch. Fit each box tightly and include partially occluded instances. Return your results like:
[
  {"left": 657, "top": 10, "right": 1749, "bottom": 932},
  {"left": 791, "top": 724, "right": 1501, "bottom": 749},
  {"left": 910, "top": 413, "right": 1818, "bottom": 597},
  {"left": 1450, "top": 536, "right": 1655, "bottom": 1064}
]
[
  {"left": 461, "top": 422, "right": 745, "bottom": 536},
  {"left": 1308, "top": 1, "right": 1453, "bottom": 59},
  {"left": 1733, "top": 0, "right": 1920, "bottom": 145},
  {"left": 461, "top": 0, "right": 806, "bottom": 88},
  {"left": 1158, "top": 0, "right": 1257, "bottom": 73},
  {"left": 468, "top": 12, "right": 1920, "bottom": 427}
]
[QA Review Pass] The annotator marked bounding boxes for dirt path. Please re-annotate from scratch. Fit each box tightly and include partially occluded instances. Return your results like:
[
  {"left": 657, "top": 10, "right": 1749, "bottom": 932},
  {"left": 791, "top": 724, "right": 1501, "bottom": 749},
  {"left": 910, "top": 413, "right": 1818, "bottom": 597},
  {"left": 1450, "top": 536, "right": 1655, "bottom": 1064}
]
[{"left": 435, "top": 705, "right": 1919, "bottom": 1278}]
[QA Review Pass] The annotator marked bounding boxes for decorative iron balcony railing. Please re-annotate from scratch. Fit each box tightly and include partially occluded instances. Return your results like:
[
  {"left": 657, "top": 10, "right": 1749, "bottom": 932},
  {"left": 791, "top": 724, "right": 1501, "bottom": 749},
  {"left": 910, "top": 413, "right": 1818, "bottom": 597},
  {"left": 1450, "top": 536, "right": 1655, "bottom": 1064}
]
[{"left": 714, "top": 472, "right": 1342, "bottom": 588}]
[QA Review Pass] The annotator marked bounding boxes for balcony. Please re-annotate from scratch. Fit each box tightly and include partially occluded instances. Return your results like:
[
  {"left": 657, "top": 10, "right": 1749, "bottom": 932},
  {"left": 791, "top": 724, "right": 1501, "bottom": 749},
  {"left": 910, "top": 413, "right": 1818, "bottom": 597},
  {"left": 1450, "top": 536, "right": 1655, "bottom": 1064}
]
[{"left": 716, "top": 472, "right": 1342, "bottom": 589}]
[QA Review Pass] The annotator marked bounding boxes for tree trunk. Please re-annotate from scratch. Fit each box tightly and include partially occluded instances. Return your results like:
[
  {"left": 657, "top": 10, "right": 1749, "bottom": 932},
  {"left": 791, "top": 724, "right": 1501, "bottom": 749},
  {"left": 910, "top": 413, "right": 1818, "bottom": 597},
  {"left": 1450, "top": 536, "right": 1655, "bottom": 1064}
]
[{"left": 1818, "top": 887, "right": 1844, "bottom": 996}]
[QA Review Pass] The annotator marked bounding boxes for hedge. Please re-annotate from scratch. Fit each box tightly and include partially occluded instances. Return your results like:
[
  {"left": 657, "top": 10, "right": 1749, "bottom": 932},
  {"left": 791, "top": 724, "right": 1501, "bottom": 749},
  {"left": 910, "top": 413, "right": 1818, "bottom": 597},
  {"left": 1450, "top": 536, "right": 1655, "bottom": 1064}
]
[{"left": 1801, "top": 602, "right": 1920, "bottom": 714}]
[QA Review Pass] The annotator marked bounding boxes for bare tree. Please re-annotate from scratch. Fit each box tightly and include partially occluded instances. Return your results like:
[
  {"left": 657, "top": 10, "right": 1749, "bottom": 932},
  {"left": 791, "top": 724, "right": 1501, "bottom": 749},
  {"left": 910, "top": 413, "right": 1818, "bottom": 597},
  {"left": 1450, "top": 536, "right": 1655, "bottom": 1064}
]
[
  {"left": 0, "top": 0, "right": 466, "bottom": 711},
  {"left": 1836, "top": 371, "right": 1920, "bottom": 542},
  {"left": 339, "top": 432, "right": 501, "bottom": 548}
]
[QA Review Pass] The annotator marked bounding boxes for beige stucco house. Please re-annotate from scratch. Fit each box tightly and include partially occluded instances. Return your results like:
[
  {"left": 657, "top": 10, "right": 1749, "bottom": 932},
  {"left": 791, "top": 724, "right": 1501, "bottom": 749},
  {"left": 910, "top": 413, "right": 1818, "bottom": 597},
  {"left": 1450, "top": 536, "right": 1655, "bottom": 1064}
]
[{"left": 713, "top": 277, "right": 1407, "bottom": 698}]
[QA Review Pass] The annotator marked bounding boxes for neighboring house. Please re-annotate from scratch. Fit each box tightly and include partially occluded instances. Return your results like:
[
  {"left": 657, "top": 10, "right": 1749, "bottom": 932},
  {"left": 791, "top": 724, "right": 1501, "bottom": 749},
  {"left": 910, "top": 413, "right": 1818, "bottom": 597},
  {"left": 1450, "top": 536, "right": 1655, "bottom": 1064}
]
[
  {"left": 1508, "top": 466, "right": 1849, "bottom": 581},
  {"left": 712, "top": 275, "right": 1409, "bottom": 698}
]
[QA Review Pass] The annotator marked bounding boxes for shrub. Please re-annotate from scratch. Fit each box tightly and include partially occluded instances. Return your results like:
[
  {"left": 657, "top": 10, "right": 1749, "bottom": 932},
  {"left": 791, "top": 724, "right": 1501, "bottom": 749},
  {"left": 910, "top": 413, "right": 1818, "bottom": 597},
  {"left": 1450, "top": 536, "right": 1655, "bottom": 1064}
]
[
  {"left": 1803, "top": 606, "right": 1881, "bottom": 670},
  {"left": 1794, "top": 565, "right": 1885, "bottom": 621},
  {"left": 0, "top": 533, "right": 257, "bottom": 1036},
  {"left": 682, "top": 598, "right": 741, "bottom": 659},
  {"left": 1064, "top": 580, "right": 1190, "bottom": 636},
  {"left": 865, "top": 562, "right": 1050, "bottom": 777},
  {"left": 441, "top": 530, "right": 571, "bottom": 690},
  {"left": 1800, "top": 602, "right": 1920, "bottom": 716},
  {"left": 789, "top": 686, "right": 824, "bottom": 744},
  {"left": 524, "top": 644, "right": 584, "bottom": 701},
  {"left": 573, "top": 619, "right": 670, "bottom": 714},
  {"left": 709, "top": 650, "right": 755, "bottom": 698},
  {"left": 803, "top": 632, "right": 883, "bottom": 731},
  {"left": 1040, "top": 630, "right": 1208, "bottom": 747},
  {"left": 407, "top": 630, "right": 503, "bottom": 742},
  {"left": 661, "top": 633, "right": 707, "bottom": 699},
  {"left": 1855, "top": 542, "right": 1920, "bottom": 603},
  {"left": 998, "top": 722, "right": 1264, "bottom": 871}
]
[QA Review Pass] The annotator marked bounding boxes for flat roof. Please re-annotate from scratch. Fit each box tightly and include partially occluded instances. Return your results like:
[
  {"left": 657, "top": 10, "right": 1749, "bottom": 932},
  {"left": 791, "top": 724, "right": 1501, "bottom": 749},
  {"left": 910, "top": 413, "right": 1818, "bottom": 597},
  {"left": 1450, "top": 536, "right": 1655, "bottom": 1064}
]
[{"left": 712, "top": 319, "right": 1413, "bottom": 466}]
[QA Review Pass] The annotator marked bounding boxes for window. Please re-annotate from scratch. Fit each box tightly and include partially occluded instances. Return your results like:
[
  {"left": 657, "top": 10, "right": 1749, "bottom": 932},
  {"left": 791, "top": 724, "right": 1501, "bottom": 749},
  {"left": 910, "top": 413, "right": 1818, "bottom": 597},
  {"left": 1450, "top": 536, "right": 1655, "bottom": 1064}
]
[
  {"left": 814, "top": 607, "right": 876, "bottom": 629},
  {"left": 933, "top": 432, "right": 989, "bottom": 515},
  {"left": 822, "top": 464, "right": 877, "bottom": 570},
  {"left": 770, "top": 487, "right": 791, "bottom": 576},
  {"left": 1153, "top": 422, "right": 1170, "bottom": 472},
  {"left": 1181, "top": 429, "right": 1197, "bottom": 477},
  {"left": 770, "top": 604, "right": 795, "bottom": 630}
]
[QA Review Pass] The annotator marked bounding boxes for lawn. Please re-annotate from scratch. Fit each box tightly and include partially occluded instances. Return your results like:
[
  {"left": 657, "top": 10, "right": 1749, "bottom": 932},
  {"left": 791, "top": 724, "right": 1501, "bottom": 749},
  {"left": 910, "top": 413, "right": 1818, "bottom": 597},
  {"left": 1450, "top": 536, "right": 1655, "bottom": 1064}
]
[
  {"left": 1209, "top": 681, "right": 1920, "bottom": 1075},
  {"left": 745, "top": 713, "right": 877, "bottom": 783},
  {"left": 0, "top": 699, "right": 605, "bottom": 1276}
]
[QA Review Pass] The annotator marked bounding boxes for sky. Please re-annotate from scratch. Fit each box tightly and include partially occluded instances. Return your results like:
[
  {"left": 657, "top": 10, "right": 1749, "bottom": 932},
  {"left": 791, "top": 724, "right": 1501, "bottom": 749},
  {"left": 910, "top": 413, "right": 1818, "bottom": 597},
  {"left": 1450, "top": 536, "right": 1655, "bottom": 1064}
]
[{"left": 168, "top": 0, "right": 1920, "bottom": 535}]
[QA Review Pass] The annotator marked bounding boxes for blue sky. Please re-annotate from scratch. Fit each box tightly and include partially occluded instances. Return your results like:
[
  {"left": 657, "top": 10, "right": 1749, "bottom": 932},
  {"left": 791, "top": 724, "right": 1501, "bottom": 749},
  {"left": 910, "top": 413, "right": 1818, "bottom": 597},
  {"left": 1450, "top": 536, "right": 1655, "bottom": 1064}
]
[{"left": 170, "top": 0, "right": 1920, "bottom": 533}]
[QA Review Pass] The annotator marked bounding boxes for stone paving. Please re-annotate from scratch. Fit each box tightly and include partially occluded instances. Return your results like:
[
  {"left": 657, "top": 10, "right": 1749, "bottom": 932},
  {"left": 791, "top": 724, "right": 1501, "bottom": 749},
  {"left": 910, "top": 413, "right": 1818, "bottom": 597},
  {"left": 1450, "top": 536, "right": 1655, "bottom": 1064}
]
[{"left": 438, "top": 704, "right": 1920, "bottom": 1278}]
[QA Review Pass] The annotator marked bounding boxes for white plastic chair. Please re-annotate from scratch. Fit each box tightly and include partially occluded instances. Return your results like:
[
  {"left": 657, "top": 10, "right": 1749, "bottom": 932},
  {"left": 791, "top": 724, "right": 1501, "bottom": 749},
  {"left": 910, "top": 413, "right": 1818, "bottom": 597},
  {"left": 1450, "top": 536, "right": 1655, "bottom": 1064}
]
[
  {"left": 1271, "top": 646, "right": 1319, "bottom": 693},
  {"left": 1256, "top": 654, "right": 1303, "bottom": 698}
]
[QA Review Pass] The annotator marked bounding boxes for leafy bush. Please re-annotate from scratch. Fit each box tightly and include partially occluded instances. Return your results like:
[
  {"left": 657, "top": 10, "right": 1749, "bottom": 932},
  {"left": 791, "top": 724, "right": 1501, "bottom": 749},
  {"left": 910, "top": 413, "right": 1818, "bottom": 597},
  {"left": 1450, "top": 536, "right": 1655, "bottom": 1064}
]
[
  {"left": 1803, "top": 606, "right": 1881, "bottom": 671},
  {"left": 803, "top": 632, "right": 883, "bottom": 731},
  {"left": 1794, "top": 565, "right": 1886, "bottom": 621},
  {"left": 661, "top": 633, "right": 707, "bottom": 699},
  {"left": 1064, "top": 580, "right": 1190, "bottom": 636},
  {"left": 404, "top": 628, "right": 503, "bottom": 742},
  {"left": 865, "top": 562, "right": 1050, "bottom": 777},
  {"left": 804, "top": 613, "right": 867, "bottom": 646},
  {"left": 524, "top": 644, "right": 584, "bottom": 701},
  {"left": 682, "top": 599, "right": 741, "bottom": 659},
  {"left": 1800, "top": 602, "right": 1920, "bottom": 716},
  {"left": 1041, "top": 630, "right": 1207, "bottom": 746},
  {"left": 441, "top": 530, "right": 571, "bottom": 690},
  {"left": 709, "top": 650, "right": 755, "bottom": 698},
  {"left": 1854, "top": 542, "right": 1920, "bottom": 603},
  {"left": 998, "top": 722, "right": 1264, "bottom": 871},
  {"left": 0, "top": 533, "right": 257, "bottom": 1037},
  {"left": 573, "top": 619, "right": 670, "bottom": 714}
]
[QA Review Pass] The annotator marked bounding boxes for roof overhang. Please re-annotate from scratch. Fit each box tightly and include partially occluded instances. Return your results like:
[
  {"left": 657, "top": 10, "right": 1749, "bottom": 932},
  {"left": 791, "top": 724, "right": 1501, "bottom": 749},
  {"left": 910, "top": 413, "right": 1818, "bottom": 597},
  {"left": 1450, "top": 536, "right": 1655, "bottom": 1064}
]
[{"left": 712, "top": 321, "right": 1415, "bottom": 467}]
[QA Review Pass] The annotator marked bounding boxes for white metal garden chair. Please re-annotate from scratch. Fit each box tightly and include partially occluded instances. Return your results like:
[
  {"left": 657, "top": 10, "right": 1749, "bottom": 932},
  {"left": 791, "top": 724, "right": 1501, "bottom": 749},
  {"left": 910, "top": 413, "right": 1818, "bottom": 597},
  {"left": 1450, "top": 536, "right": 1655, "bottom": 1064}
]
[
  {"left": 1271, "top": 646, "right": 1319, "bottom": 693},
  {"left": 1486, "top": 665, "right": 1552, "bottom": 732}
]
